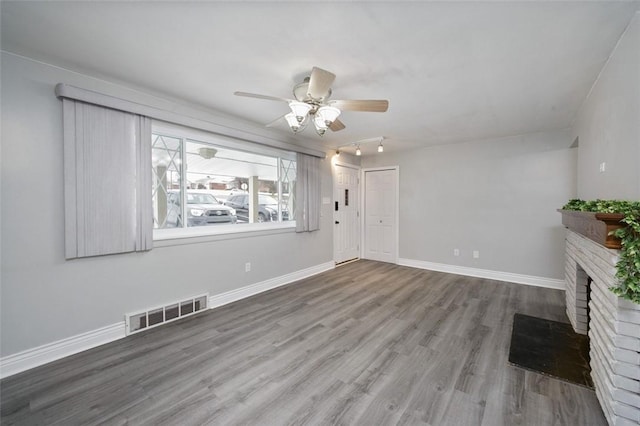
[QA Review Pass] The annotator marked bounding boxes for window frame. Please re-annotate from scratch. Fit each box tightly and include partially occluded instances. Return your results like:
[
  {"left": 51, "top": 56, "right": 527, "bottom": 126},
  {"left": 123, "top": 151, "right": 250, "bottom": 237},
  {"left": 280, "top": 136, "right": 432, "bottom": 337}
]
[{"left": 152, "top": 121, "right": 296, "bottom": 243}]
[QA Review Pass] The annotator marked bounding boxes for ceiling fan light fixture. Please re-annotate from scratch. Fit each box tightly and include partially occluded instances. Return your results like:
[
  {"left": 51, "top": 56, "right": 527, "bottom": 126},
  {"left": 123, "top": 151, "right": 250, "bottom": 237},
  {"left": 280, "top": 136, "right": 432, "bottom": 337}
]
[
  {"left": 355, "top": 145, "right": 362, "bottom": 156},
  {"left": 313, "top": 115, "right": 328, "bottom": 136},
  {"left": 285, "top": 112, "right": 302, "bottom": 132},
  {"left": 378, "top": 142, "right": 384, "bottom": 153},
  {"left": 316, "top": 106, "right": 341, "bottom": 126},
  {"left": 234, "top": 67, "right": 389, "bottom": 136},
  {"left": 288, "top": 101, "right": 312, "bottom": 123}
]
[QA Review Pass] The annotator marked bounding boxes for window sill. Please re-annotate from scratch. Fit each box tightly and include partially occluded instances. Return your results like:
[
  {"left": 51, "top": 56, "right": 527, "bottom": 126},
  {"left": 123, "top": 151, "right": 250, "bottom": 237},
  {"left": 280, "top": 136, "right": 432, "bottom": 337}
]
[{"left": 153, "top": 221, "right": 296, "bottom": 247}]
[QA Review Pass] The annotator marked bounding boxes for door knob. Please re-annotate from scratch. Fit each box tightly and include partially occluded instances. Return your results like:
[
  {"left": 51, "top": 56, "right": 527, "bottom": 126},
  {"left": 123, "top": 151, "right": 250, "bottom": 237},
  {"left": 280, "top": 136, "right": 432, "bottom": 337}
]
[{"left": 335, "top": 221, "right": 340, "bottom": 224}]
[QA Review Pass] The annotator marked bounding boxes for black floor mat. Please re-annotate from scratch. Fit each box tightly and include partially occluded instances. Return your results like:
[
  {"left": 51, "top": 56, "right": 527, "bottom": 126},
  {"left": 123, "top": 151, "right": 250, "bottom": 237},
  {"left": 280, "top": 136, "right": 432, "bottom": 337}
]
[{"left": 508, "top": 313, "right": 593, "bottom": 388}]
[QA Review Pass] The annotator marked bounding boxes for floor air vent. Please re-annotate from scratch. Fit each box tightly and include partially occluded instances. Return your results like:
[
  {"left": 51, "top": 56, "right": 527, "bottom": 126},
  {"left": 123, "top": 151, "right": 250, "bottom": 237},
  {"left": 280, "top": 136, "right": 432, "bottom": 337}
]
[{"left": 125, "top": 294, "right": 208, "bottom": 335}]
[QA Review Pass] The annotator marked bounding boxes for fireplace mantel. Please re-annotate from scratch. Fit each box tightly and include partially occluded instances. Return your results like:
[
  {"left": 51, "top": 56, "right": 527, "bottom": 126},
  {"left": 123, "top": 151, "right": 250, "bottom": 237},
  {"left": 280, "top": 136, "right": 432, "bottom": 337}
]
[{"left": 558, "top": 209, "right": 625, "bottom": 249}]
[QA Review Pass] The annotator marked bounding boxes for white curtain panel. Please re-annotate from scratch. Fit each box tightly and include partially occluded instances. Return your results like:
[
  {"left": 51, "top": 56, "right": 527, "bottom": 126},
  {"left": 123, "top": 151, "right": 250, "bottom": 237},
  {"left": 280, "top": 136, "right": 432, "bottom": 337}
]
[
  {"left": 295, "top": 153, "right": 321, "bottom": 232},
  {"left": 63, "top": 99, "right": 152, "bottom": 258}
]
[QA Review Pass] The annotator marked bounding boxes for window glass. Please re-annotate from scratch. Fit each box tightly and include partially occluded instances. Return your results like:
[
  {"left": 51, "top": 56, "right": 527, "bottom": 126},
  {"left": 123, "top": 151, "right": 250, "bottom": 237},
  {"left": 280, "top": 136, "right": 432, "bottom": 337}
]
[
  {"left": 152, "top": 128, "right": 296, "bottom": 233},
  {"left": 152, "top": 134, "right": 182, "bottom": 228},
  {"left": 280, "top": 158, "right": 296, "bottom": 222}
]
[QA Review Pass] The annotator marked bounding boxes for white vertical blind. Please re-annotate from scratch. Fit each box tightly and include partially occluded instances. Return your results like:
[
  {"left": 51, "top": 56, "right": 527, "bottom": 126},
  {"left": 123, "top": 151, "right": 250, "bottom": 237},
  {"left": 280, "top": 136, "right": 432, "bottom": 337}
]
[
  {"left": 63, "top": 99, "right": 152, "bottom": 258},
  {"left": 295, "top": 153, "right": 321, "bottom": 232}
]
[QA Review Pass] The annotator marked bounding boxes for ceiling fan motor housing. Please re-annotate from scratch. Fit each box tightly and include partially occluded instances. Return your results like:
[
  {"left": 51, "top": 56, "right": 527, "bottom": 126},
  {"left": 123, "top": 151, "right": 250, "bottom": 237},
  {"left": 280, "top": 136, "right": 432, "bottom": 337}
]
[{"left": 294, "top": 77, "right": 332, "bottom": 103}]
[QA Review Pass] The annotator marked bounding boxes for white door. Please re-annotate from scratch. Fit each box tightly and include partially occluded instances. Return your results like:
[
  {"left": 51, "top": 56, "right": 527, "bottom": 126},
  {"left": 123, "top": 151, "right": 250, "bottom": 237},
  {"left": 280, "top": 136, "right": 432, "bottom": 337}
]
[
  {"left": 364, "top": 168, "right": 398, "bottom": 263},
  {"left": 333, "top": 163, "right": 360, "bottom": 264}
]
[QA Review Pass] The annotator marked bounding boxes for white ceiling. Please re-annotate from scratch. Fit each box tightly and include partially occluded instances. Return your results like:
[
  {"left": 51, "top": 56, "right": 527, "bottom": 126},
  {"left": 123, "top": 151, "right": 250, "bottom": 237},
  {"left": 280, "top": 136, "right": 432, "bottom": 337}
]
[{"left": 2, "top": 1, "right": 638, "bottom": 156}]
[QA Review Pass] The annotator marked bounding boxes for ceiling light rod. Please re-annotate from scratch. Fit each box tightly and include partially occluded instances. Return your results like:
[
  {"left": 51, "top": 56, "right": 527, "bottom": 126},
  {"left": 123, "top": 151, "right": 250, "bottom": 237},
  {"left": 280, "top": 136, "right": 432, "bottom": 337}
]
[
  {"left": 334, "top": 136, "right": 385, "bottom": 156},
  {"left": 334, "top": 136, "right": 384, "bottom": 149}
]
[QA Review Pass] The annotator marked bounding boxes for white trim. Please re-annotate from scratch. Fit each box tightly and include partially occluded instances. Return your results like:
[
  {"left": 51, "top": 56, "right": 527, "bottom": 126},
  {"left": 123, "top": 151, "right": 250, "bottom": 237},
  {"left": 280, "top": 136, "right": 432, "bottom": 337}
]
[
  {"left": 209, "top": 261, "right": 335, "bottom": 309},
  {"left": 0, "top": 323, "right": 126, "bottom": 379},
  {"left": 153, "top": 222, "right": 296, "bottom": 246},
  {"left": 361, "top": 166, "right": 400, "bottom": 264},
  {"left": 398, "top": 258, "right": 565, "bottom": 290},
  {"left": 0, "top": 261, "right": 334, "bottom": 379}
]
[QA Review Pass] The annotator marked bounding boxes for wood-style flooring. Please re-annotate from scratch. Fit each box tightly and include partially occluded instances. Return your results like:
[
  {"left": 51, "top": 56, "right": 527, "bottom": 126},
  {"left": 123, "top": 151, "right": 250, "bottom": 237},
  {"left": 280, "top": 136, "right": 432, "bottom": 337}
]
[{"left": 1, "top": 260, "right": 606, "bottom": 425}]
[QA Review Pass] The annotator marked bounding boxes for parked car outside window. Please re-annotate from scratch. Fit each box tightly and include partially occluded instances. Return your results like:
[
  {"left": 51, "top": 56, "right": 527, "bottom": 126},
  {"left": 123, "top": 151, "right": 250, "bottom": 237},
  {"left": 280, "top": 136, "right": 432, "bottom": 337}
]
[
  {"left": 167, "top": 191, "right": 237, "bottom": 227},
  {"left": 224, "top": 194, "right": 290, "bottom": 223}
]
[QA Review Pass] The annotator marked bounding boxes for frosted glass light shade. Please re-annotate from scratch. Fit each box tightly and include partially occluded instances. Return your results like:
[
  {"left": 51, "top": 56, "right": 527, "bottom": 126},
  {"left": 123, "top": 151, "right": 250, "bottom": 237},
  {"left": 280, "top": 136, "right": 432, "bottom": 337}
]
[
  {"left": 289, "top": 101, "right": 312, "bottom": 123},
  {"left": 316, "top": 106, "right": 341, "bottom": 125},
  {"left": 313, "top": 115, "right": 328, "bottom": 136},
  {"left": 285, "top": 113, "right": 301, "bottom": 132},
  {"left": 313, "top": 114, "right": 328, "bottom": 128}
]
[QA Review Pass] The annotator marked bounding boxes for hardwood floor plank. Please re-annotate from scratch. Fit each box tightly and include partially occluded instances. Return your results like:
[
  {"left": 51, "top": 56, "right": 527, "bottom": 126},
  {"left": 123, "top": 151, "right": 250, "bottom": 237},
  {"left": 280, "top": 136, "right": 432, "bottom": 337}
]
[
  {"left": 439, "top": 389, "right": 487, "bottom": 426},
  {"left": 0, "top": 260, "right": 607, "bottom": 425},
  {"left": 403, "top": 340, "right": 469, "bottom": 425}
]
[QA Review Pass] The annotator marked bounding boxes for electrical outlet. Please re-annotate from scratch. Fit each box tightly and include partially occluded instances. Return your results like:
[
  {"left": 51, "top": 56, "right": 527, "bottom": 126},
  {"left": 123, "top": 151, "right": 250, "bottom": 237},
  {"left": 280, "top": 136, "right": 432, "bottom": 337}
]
[
  {"left": 245, "top": 262, "right": 251, "bottom": 272},
  {"left": 453, "top": 249, "right": 460, "bottom": 256},
  {"left": 599, "top": 162, "right": 606, "bottom": 173},
  {"left": 473, "top": 251, "right": 480, "bottom": 259}
]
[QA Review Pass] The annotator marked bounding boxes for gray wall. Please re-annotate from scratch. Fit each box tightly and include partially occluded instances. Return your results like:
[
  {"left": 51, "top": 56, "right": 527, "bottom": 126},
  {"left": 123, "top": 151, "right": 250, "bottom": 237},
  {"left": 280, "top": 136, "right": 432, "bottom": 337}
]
[
  {"left": 362, "top": 130, "right": 577, "bottom": 279},
  {"left": 4, "top": 12, "right": 636, "bottom": 358},
  {"left": 572, "top": 12, "right": 640, "bottom": 200},
  {"left": 0, "top": 53, "right": 333, "bottom": 356}
]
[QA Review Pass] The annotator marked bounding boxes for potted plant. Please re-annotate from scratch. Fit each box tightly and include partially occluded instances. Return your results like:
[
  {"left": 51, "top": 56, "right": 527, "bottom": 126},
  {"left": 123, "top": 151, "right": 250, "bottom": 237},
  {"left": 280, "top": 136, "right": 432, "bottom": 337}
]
[{"left": 560, "top": 199, "right": 640, "bottom": 304}]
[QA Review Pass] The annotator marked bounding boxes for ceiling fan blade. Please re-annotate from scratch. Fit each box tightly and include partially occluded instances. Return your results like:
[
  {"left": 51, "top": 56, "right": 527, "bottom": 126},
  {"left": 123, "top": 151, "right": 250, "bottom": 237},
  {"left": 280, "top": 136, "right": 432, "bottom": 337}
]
[
  {"left": 234, "top": 91, "right": 292, "bottom": 103},
  {"left": 329, "top": 99, "right": 389, "bottom": 112},
  {"left": 265, "top": 114, "right": 287, "bottom": 128},
  {"left": 307, "top": 67, "right": 336, "bottom": 101},
  {"left": 329, "top": 118, "right": 346, "bottom": 132}
]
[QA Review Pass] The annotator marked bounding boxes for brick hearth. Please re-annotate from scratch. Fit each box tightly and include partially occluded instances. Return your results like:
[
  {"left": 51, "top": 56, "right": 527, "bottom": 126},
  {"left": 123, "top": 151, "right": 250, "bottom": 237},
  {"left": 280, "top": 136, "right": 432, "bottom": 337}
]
[{"left": 565, "top": 230, "right": 640, "bottom": 426}]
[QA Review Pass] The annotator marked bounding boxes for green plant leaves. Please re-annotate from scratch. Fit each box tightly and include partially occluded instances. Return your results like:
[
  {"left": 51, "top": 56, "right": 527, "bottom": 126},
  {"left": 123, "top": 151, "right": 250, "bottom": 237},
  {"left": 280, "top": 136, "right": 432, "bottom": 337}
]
[{"left": 562, "top": 199, "right": 640, "bottom": 305}]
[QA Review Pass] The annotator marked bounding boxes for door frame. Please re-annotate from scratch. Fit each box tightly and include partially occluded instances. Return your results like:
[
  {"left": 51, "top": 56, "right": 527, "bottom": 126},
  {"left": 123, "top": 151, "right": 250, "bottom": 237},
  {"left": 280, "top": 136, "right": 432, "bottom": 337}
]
[
  {"left": 361, "top": 166, "right": 400, "bottom": 264},
  {"left": 332, "top": 160, "right": 362, "bottom": 264}
]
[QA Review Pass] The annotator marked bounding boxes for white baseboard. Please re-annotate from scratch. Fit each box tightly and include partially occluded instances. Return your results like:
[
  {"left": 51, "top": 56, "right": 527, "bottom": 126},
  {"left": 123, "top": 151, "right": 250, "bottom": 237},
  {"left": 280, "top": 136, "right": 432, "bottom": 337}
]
[
  {"left": 0, "top": 261, "right": 335, "bottom": 379},
  {"left": 209, "top": 261, "right": 335, "bottom": 309},
  {"left": 398, "top": 258, "right": 565, "bottom": 290},
  {"left": 0, "top": 322, "right": 126, "bottom": 379}
]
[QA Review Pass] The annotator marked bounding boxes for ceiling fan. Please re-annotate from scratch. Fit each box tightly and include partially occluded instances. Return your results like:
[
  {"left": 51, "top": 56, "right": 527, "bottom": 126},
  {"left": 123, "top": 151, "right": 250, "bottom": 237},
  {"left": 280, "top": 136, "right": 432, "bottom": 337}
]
[{"left": 234, "top": 67, "right": 389, "bottom": 136}]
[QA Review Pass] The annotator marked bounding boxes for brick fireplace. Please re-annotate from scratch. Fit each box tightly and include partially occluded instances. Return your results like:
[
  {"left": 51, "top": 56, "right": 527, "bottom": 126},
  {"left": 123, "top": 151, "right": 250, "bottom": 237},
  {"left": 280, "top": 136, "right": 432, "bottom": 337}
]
[{"left": 564, "top": 230, "right": 640, "bottom": 425}]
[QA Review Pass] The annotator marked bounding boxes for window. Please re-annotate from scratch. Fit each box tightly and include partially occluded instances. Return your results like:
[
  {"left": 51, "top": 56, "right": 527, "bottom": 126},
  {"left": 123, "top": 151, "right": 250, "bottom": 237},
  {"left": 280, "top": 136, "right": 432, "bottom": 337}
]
[
  {"left": 151, "top": 123, "right": 296, "bottom": 237},
  {"left": 57, "top": 83, "right": 322, "bottom": 250}
]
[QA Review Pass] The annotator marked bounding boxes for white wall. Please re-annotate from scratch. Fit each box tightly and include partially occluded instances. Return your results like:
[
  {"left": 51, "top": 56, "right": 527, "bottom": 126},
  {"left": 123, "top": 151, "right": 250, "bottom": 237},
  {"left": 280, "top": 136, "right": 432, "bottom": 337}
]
[
  {"left": 362, "top": 130, "right": 577, "bottom": 279},
  {"left": 572, "top": 12, "right": 640, "bottom": 200},
  {"left": 0, "top": 53, "right": 333, "bottom": 357}
]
